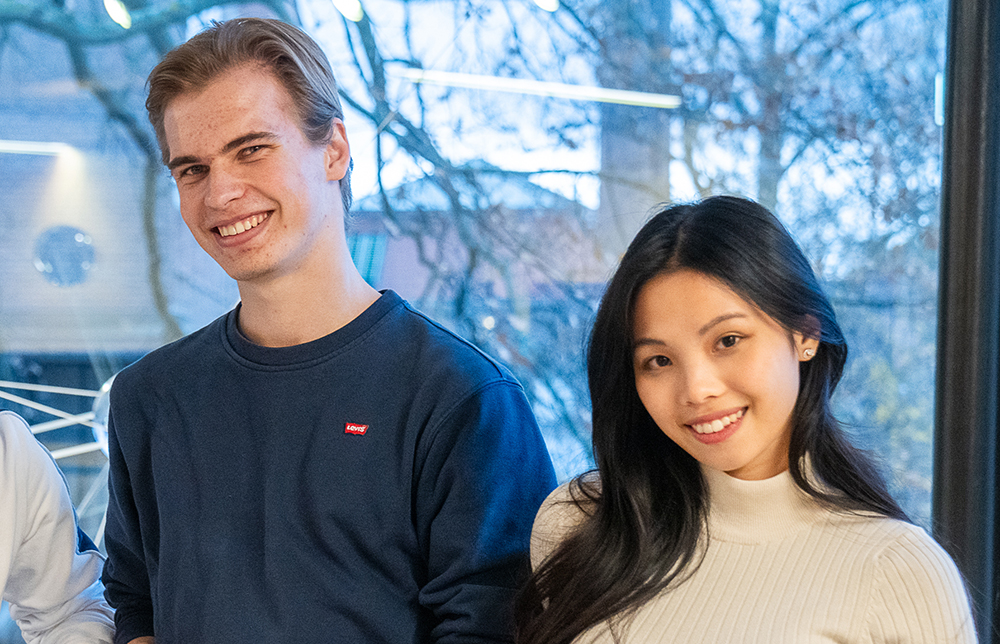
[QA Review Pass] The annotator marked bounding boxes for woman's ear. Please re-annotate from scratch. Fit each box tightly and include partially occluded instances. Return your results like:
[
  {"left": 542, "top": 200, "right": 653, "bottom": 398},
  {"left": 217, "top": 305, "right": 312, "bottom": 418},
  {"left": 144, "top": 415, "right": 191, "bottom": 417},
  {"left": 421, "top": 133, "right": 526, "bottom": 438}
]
[
  {"left": 794, "top": 334, "right": 821, "bottom": 362},
  {"left": 793, "top": 315, "right": 822, "bottom": 361}
]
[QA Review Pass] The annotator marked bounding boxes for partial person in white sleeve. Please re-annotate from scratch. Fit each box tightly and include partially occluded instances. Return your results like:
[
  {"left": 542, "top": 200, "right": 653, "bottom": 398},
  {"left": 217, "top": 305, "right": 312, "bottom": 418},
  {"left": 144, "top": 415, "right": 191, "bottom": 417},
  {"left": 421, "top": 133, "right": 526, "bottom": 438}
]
[
  {"left": 0, "top": 410, "right": 114, "bottom": 643},
  {"left": 516, "top": 196, "right": 976, "bottom": 644}
]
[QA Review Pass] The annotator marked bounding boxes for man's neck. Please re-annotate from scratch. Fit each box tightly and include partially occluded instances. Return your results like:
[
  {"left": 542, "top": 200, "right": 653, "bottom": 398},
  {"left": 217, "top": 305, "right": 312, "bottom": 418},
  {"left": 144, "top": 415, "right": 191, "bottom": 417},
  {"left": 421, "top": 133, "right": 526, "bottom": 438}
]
[{"left": 235, "top": 259, "right": 380, "bottom": 348}]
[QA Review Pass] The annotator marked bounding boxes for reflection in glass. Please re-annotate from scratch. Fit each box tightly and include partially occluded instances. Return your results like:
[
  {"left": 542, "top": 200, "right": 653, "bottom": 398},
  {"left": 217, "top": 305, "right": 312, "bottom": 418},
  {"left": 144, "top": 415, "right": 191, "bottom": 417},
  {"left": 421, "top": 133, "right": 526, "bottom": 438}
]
[{"left": 33, "top": 225, "right": 95, "bottom": 287}]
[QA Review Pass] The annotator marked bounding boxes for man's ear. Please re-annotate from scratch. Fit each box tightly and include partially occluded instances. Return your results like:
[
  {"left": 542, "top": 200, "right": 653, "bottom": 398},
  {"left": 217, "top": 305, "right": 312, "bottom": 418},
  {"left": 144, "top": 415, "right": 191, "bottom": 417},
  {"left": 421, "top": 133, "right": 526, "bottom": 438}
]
[{"left": 324, "top": 119, "right": 351, "bottom": 182}]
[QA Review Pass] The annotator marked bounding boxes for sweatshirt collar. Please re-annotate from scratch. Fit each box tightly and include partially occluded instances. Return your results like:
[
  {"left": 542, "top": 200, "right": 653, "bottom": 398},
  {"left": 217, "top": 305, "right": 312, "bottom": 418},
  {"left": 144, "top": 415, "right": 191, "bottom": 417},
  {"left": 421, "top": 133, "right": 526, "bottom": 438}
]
[{"left": 223, "top": 290, "right": 402, "bottom": 368}]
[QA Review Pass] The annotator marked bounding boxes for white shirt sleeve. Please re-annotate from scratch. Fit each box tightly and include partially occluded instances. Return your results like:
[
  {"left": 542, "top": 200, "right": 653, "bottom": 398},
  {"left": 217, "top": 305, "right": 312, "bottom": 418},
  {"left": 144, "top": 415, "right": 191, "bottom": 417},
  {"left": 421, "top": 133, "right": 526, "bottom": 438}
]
[{"left": 0, "top": 411, "right": 114, "bottom": 644}]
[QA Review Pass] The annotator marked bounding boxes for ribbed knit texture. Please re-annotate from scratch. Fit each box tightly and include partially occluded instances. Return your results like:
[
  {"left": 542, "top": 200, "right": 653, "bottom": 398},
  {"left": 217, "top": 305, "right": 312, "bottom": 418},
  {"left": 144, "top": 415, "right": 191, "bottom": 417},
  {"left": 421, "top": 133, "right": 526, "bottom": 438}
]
[{"left": 531, "top": 466, "right": 976, "bottom": 643}]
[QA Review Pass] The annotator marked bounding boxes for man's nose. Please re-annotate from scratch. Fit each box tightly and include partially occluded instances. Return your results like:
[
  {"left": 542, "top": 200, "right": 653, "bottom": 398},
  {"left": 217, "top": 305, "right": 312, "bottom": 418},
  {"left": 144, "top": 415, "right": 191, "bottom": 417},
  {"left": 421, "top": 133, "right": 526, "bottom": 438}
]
[{"left": 204, "top": 166, "right": 245, "bottom": 209}]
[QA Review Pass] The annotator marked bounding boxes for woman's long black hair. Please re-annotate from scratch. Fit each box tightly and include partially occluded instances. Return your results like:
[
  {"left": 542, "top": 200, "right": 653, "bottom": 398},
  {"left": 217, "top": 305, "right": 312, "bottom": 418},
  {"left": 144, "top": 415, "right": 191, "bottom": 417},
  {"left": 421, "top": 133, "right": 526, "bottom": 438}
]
[{"left": 516, "top": 196, "right": 907, "bottom": 644}]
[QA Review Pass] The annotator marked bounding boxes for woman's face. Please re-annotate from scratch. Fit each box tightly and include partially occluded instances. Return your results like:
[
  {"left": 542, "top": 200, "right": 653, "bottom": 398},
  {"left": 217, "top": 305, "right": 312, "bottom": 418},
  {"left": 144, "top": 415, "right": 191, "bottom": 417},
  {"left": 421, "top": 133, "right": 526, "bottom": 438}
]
[{"left": 631, "top": 269, "right": 818, "bottom": 480}]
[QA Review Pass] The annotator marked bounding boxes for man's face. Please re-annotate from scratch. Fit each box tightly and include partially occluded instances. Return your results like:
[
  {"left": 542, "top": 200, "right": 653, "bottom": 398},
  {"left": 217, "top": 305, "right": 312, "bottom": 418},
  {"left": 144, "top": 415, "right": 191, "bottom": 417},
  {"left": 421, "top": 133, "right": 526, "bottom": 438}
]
[{"left": 163, "top": 64, "right": 350, "bottom": 285}]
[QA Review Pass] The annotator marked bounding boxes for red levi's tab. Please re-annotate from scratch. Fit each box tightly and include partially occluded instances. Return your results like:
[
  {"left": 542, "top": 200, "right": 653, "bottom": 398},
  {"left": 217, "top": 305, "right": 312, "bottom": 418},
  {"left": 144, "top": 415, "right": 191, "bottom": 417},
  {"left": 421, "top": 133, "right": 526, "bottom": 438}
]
[{"left": 345, "top": 423, "right": 368, "bottom": 435}]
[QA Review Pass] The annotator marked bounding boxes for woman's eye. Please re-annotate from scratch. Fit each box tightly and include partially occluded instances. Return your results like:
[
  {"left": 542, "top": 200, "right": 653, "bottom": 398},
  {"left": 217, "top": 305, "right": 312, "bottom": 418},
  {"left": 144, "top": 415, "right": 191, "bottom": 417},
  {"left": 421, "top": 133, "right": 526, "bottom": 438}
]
[
  {"left": 650, "top": 355, "right": 671, "bottom": 368},
  {"left": 718, "top": 335, "right": 740, "bottom": 349}
]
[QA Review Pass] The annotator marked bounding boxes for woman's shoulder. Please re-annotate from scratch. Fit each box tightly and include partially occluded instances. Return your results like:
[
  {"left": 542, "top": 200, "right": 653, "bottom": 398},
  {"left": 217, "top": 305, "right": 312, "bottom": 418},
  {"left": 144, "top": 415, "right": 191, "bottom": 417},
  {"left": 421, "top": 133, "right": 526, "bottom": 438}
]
[
  {"left": 832, "top": 513, "right": 959, "bottom": 564},
  {"left": 821, "top": 512, "right": 963, "bottom": 578},
  {"left": 870, "top": 519, "right": 968, "bottom": 594},
  {"left": 847, "top": 518, "right": 977, "bottom": 641},
  {"left": 530, "top": 475, "right": 600, "bottom": 569}
]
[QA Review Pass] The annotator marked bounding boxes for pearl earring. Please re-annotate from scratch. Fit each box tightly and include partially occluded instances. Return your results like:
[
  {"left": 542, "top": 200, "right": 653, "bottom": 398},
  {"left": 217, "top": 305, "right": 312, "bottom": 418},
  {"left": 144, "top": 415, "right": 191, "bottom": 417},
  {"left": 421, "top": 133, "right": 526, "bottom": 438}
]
[{"left": 803, "top": 348, "right": 816, "bottom": 359}]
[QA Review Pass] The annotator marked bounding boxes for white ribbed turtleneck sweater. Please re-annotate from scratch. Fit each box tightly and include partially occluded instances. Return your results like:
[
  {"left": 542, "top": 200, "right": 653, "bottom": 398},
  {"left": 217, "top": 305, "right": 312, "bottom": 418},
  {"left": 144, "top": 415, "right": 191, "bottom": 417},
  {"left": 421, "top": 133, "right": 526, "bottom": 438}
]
[{"left": 530, "top": 466, "right": 976, "bottom": 643}]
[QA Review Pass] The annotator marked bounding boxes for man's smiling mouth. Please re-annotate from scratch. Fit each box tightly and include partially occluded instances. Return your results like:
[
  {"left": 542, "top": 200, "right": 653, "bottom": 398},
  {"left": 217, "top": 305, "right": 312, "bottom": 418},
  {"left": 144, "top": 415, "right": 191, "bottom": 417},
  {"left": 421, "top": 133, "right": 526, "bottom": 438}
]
[{"left": 217, "top": 212, "right": 269, "bottom": 237}]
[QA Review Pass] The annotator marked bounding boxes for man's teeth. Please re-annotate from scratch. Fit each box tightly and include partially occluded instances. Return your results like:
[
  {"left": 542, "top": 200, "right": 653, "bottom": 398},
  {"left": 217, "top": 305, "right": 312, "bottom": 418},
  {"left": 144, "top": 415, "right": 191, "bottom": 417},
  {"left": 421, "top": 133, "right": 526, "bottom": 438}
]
[
  {"left": 691, "top": 409, "right": 744, "bottom": 434},
  {"left": 218, "top": 213, "right": 268, "bottom": 237}
]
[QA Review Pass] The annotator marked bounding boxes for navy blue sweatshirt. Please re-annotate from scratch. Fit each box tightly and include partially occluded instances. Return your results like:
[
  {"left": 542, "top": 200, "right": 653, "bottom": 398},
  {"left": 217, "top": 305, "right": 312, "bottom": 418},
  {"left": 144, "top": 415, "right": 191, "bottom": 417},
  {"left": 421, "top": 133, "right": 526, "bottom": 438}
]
[{"left": 102, "top": 291, "right": 556, "bottom": 643}]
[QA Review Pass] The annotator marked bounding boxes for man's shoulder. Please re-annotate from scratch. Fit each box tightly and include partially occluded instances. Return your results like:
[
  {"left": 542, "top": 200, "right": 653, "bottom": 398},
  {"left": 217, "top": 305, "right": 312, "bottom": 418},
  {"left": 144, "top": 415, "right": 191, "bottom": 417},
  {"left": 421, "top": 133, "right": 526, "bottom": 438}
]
[
  {"left": 384, "top": 296, "right": 518, "bottom": 387},
  {"left": 114, "top": 313, "right": 230, "bottom": 390}
]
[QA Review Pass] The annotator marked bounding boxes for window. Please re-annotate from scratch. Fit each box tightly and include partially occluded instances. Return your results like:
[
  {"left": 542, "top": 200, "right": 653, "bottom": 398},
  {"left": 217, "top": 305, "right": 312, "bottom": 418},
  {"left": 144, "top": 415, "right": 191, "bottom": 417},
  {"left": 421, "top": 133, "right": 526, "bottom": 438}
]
[{"left": 0, "top": 0, "right": 961, "bottom": 638}]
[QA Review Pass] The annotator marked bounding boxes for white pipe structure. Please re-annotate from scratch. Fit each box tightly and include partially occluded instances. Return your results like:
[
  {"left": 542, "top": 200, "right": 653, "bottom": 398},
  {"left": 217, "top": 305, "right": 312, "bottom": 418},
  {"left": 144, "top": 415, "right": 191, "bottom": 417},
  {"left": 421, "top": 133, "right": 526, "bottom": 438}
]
[
  {"left": 0, "top": 380, "right": 100, "bottom": 397},
  {"left": 76, "top": 462, "right": 110, "bottom": 517},
  {"left": 0, "top": 390, "right": 100, "bottom": 431},
  {"left": 49, "top": 441, "right": 105, "bottom": 460},
  {"left": 30, "top": 413, "right": 97, "bottom": 435}
]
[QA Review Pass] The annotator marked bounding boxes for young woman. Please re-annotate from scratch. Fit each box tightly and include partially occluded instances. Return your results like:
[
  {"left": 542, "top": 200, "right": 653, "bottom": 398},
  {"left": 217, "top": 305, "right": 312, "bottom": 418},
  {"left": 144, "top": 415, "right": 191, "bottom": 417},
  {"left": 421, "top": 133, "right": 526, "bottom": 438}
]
[{"left": 517, "top": 196, "right": 976, "bottom": 643}]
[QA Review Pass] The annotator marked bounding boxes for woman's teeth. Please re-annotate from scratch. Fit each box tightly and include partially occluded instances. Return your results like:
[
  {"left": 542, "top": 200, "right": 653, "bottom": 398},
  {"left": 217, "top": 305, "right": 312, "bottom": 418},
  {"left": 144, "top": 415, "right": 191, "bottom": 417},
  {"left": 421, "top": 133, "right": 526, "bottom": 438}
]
[{"left": 691, "top": 409, "right": 744, "bottom": 434}]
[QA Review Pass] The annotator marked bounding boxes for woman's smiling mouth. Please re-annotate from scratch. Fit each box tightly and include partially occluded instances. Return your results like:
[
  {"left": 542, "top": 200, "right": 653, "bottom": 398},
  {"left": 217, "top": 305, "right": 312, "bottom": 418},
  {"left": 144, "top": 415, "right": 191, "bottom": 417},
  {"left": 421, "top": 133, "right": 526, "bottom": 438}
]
[{"left": 690, "top": 408, "right": 745, "bottom": 435}]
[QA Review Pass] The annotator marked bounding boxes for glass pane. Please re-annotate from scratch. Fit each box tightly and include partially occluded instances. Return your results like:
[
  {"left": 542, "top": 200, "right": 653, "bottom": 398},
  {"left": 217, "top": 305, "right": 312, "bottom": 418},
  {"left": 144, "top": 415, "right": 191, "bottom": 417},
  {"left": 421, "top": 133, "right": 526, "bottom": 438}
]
[{"left": 0, "top": 0, "right": 947, "bottom": 637}]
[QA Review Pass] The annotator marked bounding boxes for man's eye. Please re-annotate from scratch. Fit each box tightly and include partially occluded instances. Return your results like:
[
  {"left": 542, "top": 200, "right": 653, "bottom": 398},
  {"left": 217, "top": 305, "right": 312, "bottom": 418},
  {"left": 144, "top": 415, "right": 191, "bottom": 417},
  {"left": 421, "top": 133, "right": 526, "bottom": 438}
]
[
  {"left": 178, "top": 165, "right": 206, "bottom": 178},
  {"left": 239, "top": 145, "right": 264, "bottom": 158}
]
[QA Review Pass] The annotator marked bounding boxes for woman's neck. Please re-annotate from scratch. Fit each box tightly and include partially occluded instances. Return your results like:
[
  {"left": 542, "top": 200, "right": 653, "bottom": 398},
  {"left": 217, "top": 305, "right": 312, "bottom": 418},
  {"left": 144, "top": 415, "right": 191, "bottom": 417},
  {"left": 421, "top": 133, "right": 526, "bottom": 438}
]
[{"left": 701, "top": 465, "right": 828, "bottom": 544}]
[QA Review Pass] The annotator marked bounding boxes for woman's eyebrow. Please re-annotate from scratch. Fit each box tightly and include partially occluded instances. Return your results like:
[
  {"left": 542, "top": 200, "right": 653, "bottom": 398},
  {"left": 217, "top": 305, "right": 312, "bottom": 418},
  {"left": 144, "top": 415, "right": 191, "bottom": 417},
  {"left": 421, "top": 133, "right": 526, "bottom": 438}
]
[
  {"left": 632, "top": 312, "right": 750, "bottom": 353},
  {"left": 698, "top": 312, "right": 748, "bottom": 335},
  {"left": 633, "top": 338, "right": 666, "bottom": 352}
]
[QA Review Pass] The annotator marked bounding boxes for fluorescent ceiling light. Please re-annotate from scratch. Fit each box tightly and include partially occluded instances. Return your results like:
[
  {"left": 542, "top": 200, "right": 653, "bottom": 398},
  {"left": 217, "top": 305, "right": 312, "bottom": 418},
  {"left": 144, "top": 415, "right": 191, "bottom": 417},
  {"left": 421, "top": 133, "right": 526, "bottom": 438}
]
[
  {"left": 396, "top": 69, "right": 682, "bottom": 109},
  {"left": 332, "top": 0, "right": 364, "bottom": 22},
  {"left": 0, "top": 140, "right": 75, "bottom": 156},
  {"left": 103, "top": 0, "right": 132, "bottom": 29},
  {"left": 534, "top": 0, "right": 559, "bottom": 11}
]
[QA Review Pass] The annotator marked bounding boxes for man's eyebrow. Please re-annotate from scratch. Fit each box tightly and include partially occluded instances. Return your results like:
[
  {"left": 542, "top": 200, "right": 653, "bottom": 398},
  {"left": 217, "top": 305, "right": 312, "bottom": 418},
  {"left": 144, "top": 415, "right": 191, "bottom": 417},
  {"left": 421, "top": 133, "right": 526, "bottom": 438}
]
[
  {"left": 167, "top": 131, "right": 278, "bottom": 171},
  {"left": 220, "top": 131, "right": 277, "bottom": 155}
]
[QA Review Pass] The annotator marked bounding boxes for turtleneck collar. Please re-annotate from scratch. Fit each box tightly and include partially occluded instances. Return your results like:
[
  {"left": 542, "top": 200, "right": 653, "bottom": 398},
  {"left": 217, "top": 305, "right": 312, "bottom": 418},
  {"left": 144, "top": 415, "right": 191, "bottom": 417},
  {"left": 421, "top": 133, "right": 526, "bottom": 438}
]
[{"left": 702, "top": 464, "right": 829, "bottom": 544}]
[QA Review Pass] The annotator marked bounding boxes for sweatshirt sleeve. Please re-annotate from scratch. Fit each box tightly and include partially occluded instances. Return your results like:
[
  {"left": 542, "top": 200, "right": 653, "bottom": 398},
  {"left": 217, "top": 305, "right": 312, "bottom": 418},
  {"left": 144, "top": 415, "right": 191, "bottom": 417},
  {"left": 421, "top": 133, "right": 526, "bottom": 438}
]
[
  {"left": 0, "top": 411, "right": 115, "bottom": 644},
  {"left": 100, "top": 388, "right": 156, "bottom": 644},
  {"left": 866, "top": 526, "right": 977, "bottom": 643},
  {"left": 413, "top": 380, "right": 556, "bottom": 643}
]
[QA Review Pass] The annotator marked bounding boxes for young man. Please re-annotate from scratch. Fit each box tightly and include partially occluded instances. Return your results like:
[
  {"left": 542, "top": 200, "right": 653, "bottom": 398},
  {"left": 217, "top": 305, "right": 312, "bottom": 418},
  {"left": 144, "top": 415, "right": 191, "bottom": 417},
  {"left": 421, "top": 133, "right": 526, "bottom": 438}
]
[
  {"left": 0, "top": 411, "right": 114, "bottom": 643},
  {"left": 102, "top": 18, "right": 556, "bottom": 644}
]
